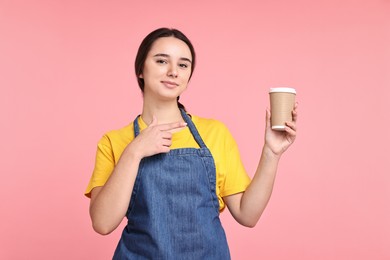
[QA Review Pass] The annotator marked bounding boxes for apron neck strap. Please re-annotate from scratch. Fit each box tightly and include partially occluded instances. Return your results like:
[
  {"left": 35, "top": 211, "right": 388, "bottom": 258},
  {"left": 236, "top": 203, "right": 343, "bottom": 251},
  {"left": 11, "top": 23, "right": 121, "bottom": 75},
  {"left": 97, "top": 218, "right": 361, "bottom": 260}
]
[{"left": 179, "top": 108, "right": 206, "bottom": 148}]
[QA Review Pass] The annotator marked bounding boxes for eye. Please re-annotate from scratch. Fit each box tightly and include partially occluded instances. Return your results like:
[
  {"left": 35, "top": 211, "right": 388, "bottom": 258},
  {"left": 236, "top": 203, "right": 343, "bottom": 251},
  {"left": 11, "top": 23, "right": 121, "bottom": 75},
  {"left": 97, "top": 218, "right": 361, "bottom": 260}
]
[
  {"left": 156, "top": 59, "right": 167, "bottom": 64},
  {"left": 179, "top": 63, "right": 189, "bottom": 69}
]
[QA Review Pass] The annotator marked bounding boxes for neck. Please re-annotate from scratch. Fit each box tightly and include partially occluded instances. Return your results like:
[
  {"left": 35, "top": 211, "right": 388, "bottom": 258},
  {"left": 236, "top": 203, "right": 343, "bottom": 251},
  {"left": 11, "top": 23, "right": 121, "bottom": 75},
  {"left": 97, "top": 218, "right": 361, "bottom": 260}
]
[{"left": 141, "top": 100, "right": 184, "bottom": 125}]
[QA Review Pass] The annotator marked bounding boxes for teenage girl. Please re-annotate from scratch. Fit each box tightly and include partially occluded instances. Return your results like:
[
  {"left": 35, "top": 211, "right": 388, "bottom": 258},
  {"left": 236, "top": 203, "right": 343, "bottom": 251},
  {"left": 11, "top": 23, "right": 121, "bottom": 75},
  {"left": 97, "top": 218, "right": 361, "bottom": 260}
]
[{"left": 85, "top": 27, "right": 298, "bottom": 259}]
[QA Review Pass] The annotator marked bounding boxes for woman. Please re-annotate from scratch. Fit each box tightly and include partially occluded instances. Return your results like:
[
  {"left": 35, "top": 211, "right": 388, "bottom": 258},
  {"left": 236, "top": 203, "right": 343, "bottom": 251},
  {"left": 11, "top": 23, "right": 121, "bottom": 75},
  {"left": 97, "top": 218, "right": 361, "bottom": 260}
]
[{"left": 85, "top": 28, "right": 298, "bottom": 259}]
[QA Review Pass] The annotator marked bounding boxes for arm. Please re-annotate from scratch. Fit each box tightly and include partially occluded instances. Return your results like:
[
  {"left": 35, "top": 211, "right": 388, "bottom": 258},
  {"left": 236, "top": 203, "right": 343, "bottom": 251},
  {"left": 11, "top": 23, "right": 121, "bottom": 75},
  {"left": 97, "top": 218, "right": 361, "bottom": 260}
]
[
  {"left": 89, "top": 116, "right": 187, "bottom": 235},
  {"left": 224, "top": 103, "right": 298, "bottom": 227},
  {"left": 89, "top": 150, "right": 141, "bottom": 235}
]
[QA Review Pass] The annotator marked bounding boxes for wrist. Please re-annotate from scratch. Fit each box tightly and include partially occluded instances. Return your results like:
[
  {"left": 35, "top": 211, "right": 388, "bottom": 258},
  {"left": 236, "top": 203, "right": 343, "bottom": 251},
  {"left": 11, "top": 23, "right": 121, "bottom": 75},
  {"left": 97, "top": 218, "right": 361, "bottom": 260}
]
[
  {"left": 122, "top": 144, "right": 143, "bottom": 163},
  {"left": 262, "top": 145, "right": 282, "bottom": 161}
]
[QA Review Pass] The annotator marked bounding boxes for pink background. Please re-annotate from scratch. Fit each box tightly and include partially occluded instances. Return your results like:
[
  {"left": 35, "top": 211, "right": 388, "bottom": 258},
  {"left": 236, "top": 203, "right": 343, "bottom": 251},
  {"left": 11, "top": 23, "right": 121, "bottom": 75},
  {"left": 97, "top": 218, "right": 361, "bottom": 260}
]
[{"left": 1, "top": 0, "right": 389, "bottom": 259}]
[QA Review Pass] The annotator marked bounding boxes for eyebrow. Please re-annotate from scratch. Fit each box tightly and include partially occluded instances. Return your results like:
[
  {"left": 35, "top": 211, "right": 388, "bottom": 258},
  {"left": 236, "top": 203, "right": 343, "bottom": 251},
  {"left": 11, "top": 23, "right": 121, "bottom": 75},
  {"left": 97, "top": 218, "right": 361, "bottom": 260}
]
[{"left": 153, "top": 53, "right": 192, "bottom": 63}]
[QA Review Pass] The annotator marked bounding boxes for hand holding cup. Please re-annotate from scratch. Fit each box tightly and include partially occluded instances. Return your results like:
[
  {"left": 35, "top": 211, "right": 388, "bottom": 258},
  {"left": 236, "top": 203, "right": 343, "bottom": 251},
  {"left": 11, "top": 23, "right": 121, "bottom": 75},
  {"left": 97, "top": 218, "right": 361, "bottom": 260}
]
[{"left": 269, "top": 88, "right": 296, "bottom": 131}]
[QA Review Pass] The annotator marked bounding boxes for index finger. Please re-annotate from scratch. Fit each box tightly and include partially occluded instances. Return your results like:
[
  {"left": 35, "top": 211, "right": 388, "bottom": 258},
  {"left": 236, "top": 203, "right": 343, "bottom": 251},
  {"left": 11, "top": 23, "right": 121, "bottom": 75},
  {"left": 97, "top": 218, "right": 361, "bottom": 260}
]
[{"left": 158, "top": 121, "right": 187, "bottom": 131}]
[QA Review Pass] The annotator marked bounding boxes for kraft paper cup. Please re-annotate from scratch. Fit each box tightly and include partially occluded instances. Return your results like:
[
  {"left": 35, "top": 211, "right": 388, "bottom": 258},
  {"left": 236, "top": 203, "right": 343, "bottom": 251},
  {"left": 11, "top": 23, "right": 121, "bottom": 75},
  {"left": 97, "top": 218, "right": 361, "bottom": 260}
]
[{"left": 269, "top": 87, "right": 296, "bottom": 131}]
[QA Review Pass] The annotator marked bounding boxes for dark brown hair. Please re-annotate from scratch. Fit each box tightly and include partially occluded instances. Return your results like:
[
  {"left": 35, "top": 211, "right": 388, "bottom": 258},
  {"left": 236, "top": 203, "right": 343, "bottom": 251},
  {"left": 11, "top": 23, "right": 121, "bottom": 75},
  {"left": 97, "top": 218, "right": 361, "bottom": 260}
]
[{"left": 134, "top": 28, "right": 196, "bottom": 111}]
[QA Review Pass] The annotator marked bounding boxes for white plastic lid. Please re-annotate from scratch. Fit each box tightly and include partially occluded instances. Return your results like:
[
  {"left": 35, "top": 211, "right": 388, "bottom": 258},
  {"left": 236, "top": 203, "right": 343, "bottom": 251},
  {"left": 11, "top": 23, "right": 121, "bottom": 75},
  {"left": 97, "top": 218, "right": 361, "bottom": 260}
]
[
  {"left": 272, "top": 125, "right": 286, "bottom": 131},
  {"left": 269, "top": 87, "right": 296, "bottom": 94}
]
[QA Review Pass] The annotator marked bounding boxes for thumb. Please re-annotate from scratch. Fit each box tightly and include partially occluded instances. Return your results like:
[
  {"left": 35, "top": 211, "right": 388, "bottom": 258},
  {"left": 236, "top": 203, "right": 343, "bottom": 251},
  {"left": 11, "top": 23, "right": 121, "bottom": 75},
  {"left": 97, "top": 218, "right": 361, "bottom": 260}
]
[
  {"left": 265, "top": 108, "right": 271, "bottom": 129},
  {"left": 149, "top": 115, "right": 158, "bottom": 127}
]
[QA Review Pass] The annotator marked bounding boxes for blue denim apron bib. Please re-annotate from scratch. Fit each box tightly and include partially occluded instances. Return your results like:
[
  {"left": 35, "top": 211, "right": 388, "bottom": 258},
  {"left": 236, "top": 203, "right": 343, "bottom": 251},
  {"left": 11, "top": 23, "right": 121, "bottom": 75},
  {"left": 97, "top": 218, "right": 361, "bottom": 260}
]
[{"left": 113, "top": 109, "right": 230, "bottom": 259}]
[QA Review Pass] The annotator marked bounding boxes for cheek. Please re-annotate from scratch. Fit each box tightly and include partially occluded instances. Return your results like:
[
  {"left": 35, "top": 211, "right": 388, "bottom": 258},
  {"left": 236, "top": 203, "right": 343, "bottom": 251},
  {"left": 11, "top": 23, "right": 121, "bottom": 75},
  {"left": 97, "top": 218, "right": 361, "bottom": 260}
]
[
  {"left": 149, "top": 66, "right": 167, "bottom": 77},
  {"left": 181, "top": 69, "right": 192, "bottom": 79},
  {"left": 184, "top": 73, "right": 192, "bottom": 83},
  {"left": 142, "top": 61, "right": 161, "bottom": 75}
]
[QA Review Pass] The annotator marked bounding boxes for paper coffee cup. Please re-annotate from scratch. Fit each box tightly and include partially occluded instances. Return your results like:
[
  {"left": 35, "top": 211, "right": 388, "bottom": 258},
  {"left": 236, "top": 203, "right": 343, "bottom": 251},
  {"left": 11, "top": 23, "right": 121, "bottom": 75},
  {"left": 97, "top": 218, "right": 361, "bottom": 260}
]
[{"left": 269, "top": 87, "right": 296, "bottom": 131}]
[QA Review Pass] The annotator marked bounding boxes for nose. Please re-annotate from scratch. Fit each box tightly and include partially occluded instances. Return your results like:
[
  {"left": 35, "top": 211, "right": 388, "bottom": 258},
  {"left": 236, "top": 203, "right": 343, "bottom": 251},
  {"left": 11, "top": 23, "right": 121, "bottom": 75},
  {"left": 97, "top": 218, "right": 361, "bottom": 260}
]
[{"left": 167, "top": 65, "right": 178, "bottom": 78}]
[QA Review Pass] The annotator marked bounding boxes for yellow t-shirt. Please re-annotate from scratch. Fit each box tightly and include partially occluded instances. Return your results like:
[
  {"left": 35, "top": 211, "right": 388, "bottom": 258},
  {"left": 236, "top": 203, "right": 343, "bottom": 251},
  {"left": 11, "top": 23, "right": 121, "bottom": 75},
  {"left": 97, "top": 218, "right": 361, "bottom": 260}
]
[{"left": 85, "top": 114, "right": 251, "bottom": 212}]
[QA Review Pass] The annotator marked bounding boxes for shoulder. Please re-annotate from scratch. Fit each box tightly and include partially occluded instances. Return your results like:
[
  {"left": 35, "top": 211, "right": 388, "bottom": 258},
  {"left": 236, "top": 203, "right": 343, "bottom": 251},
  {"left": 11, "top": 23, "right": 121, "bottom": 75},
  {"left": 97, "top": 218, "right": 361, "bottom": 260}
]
[
  {"left": 191, "top": 114, "right": 229, "bottom": 132},
  {"left": 98, "top": 122, "right": 135, "bottom": 148},
  {"left": 190, "top": 114, "right": 233, "bottom": 142}
]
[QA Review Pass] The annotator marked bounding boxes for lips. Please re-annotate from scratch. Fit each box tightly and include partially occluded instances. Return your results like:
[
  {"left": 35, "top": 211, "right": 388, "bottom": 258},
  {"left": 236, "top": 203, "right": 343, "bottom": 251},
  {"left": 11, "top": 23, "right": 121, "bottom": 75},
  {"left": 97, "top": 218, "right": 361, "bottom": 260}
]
[{"left": 161, "top": 81, "right": 179, "bottom": 88}]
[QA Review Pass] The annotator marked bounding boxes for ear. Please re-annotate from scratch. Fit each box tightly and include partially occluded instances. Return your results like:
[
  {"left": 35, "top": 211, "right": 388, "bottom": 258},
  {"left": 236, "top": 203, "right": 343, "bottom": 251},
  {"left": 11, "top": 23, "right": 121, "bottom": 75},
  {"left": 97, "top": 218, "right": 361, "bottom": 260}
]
[{"left": 139, "top": 73, "right": 143, "bottom": 79}]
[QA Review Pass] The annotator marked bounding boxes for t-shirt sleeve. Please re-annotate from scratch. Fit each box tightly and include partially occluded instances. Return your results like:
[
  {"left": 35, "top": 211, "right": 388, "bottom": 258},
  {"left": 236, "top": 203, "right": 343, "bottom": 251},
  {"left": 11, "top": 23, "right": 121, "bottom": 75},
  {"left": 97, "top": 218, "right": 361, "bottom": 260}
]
[
  {"left": 84, "top": 135, "right": 115, "bottom": 198},
  {"left": 218, "top": 126, "right": 251, "bottom": 198}
]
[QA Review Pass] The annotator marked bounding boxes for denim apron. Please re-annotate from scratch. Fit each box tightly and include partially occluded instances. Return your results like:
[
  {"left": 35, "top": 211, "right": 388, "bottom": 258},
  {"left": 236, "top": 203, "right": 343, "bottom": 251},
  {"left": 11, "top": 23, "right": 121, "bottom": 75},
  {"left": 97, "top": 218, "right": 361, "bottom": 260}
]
[{"left": 113, "top": 109, "right": 230, "bottom": 259}]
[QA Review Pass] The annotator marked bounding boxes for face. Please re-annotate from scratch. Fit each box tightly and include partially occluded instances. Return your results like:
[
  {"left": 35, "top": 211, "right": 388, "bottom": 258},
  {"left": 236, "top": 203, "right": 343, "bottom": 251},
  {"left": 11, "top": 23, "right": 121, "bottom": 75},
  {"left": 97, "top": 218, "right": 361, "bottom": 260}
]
[{"left": 140, "top": 36, "right": 193, "bottom": 102}]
